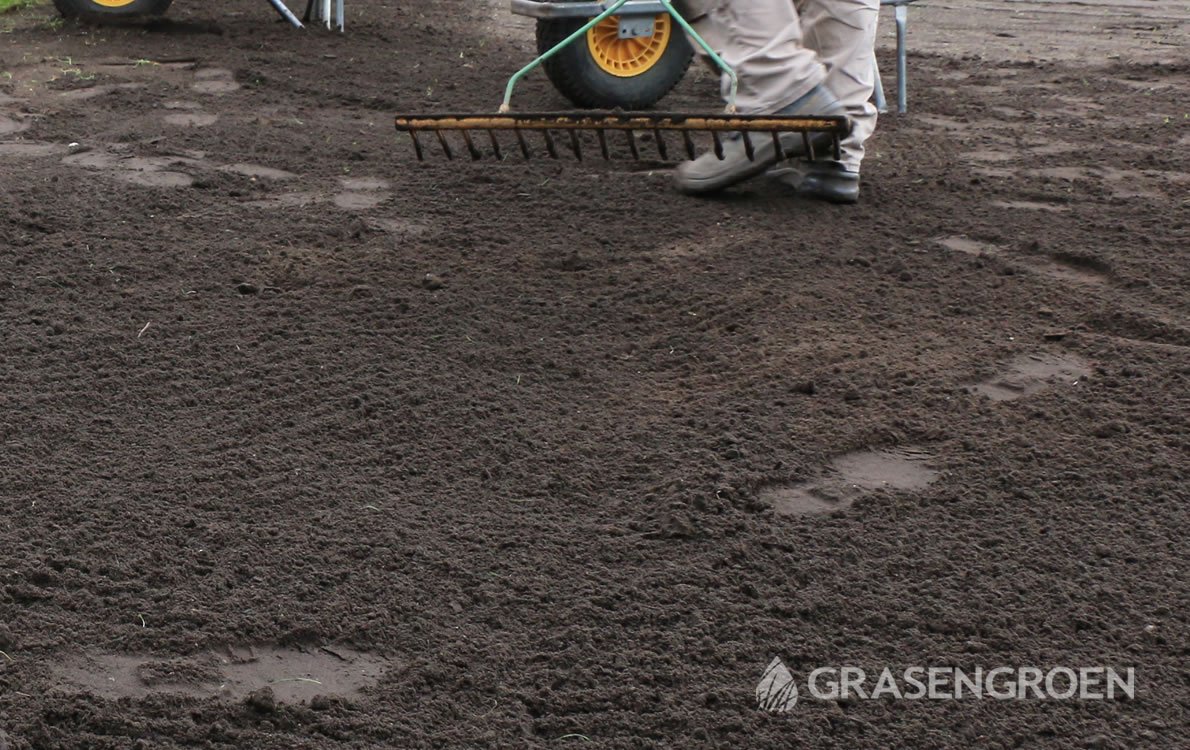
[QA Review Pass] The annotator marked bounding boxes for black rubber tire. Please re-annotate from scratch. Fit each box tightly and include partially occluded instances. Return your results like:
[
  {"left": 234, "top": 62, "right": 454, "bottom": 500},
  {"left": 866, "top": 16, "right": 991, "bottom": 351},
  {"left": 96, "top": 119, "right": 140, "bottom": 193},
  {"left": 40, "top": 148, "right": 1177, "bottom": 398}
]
[
  {"left": 536, "top": 15, "right": 693, "bottom": 110},
  {"left": 52, "top": 0, "right": 174, "bottom": 19}
]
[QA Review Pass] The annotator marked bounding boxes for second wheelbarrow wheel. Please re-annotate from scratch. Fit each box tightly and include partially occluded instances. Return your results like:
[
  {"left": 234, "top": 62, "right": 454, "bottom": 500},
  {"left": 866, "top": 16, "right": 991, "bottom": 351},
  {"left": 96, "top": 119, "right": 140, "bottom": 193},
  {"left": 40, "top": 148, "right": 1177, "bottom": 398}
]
[
  {"left": 536, "top": 12, "right": 693, "bottom": 110},
  {"left": 52, "top": 0, "right": 174, "bottom": 20}
]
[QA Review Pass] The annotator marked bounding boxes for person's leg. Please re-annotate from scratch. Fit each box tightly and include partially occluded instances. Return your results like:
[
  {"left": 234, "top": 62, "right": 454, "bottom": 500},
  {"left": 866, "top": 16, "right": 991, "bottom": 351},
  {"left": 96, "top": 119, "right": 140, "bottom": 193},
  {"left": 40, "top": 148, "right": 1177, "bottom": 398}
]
[
  {"left": 680, "top": 0, "right": 826, "bottom": 114},
  {"left": 674, "top": 0, "right": 847, "bottom": 194},
  {"left": 797, "top": 0, "right": 879, "bottom": 170},
  {"left": 772, "top": 0, "right": 879, "bottom": 202}
]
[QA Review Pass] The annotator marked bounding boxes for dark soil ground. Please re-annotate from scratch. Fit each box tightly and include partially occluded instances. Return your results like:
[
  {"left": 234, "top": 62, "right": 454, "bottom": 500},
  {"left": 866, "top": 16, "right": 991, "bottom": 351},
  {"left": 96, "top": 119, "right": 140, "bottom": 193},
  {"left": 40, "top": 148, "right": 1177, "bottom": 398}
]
[{"left": 1, "top": 1, "right": 1187, "bottom": 747}]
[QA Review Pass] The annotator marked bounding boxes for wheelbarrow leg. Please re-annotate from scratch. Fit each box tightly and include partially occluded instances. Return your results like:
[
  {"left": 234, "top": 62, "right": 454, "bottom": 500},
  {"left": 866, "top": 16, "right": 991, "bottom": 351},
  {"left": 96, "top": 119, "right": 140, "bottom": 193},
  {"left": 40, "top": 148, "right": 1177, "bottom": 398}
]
[
  {"left": 872, "top": 58, "right": 887, "bottom": 114},
  {"left": 268, "top": 0, "right": 304, "bottom": 28},
  {"left": 300, "top": 0, "right": 342, "bottom": 30},
  {"left": 895, "top": 3, "right": 907, "bottom": 113}
]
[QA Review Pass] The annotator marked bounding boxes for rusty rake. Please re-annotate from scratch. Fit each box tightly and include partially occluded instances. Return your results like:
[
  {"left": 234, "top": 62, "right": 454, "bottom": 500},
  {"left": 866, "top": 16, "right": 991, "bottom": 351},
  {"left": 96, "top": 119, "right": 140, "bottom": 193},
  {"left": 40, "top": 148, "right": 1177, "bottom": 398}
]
[
  {"left": 394, "top": 0, "right": 850, "bottom": 165},
  {"left": 394, "top": 112, "right": 848, "bottom": 163}
]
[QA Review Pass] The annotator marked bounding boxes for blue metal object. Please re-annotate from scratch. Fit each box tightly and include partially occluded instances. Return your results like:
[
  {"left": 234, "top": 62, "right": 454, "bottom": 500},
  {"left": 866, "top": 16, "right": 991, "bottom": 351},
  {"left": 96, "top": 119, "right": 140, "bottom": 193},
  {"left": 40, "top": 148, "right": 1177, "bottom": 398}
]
[
  {"left": 268, "top": 0, "right": 345, "bottom": 31},
  {"left": 875, "top": 0, "right": 915, "bottom": 113},
  {"left": 873, "top": 59, "right": 887, "bottom": 114},
  {"left": 894, "top": 3, "right": 908, "bottom": 113},
  {"left": 267, "top": 0, "right": 303, "bottom": 28}
]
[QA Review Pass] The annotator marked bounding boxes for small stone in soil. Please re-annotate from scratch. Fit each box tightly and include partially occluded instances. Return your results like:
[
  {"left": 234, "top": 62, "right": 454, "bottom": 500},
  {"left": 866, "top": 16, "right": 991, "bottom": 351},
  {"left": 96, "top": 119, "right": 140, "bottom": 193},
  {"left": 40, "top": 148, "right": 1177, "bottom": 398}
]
[
  {"left": 1093, "top": 421, "right": 1127, "bottom": 438},
  {"left": 0, "top": 623, "right": 16, "bottom": 650},
  {"left": 246, "top": 686, "right": 277, "bottom": 713}
]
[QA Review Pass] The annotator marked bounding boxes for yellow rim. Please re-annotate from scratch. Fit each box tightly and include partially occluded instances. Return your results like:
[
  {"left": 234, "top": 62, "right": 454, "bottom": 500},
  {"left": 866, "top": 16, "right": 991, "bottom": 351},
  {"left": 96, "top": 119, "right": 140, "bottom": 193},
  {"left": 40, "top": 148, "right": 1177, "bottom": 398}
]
[
  {"left": 91, "top": 0, "right": 139, "bottom": 7},
  {"left": 586, "top": 14, "right": 671, "bottom": 78}
]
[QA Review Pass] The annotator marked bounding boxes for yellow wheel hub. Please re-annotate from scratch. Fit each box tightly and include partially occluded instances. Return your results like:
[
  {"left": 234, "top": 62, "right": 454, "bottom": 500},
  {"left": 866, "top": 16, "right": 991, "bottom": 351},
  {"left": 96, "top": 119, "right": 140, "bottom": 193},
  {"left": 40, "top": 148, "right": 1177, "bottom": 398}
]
[
  {"left": 91, "top": 0, "right": 138, "bottom": 7},
  {"left": 587, "top": 14, "right": 672, "bottom": 78}
]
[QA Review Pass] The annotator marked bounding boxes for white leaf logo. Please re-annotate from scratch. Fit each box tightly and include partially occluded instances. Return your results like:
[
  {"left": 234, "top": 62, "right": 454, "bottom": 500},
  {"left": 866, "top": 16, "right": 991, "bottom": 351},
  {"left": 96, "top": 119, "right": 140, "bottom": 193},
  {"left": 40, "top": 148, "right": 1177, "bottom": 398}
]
[{"left": 756, "top": 657, "right": 798, "bottom": 712}]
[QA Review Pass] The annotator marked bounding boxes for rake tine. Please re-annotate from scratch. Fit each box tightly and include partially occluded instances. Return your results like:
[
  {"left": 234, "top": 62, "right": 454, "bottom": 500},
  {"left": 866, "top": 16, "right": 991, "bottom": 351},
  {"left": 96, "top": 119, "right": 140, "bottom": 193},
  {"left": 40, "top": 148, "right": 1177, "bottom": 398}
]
[
  {"left": 460, "top": 130, "right": 482, "bottom": 161},
  {"left": 771, "top": 131, "right": 785, "bottom": 162},
  {"left": 434, "top": 129, "right": 454, "bottom": 160},
  {"left": 625, "top": 129, "right": 640, "bottom": 160},
  {"left": 487, "top": 130, "right": 503, "bottom": 161},
  {"left": 711, "top": 131, "right": 725, "bottom": 160},
  {"left": 394, "top": 114, "right": 847, "bottom": 164},
  {"left": 515, "top": 128, "right": 532, "bottom": 159}
]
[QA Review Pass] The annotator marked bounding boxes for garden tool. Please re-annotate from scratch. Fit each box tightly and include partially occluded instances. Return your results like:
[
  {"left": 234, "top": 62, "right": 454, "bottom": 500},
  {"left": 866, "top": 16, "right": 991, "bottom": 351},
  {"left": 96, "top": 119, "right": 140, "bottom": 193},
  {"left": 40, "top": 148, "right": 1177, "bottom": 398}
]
[{"left": 394, "top": 0, "right": 849, "bottom": 163}]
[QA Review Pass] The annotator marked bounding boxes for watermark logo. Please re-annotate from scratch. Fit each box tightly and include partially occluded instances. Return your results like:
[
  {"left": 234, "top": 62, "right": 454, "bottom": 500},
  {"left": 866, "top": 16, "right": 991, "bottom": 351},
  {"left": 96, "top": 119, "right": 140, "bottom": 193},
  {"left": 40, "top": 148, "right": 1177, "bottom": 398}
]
[
  {"left": 757, "top": 662, "right": 1135, "bottom": 711},
  {"left": 755, "top": 657, "right": 798, "bottom": 713}
]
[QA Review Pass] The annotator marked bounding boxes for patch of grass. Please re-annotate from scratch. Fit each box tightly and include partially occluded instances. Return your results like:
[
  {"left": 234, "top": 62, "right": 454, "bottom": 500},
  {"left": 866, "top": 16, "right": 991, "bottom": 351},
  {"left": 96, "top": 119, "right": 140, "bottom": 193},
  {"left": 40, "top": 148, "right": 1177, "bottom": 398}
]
[{"left": 0, "top": 0, "right": 43, "bottom": 14}]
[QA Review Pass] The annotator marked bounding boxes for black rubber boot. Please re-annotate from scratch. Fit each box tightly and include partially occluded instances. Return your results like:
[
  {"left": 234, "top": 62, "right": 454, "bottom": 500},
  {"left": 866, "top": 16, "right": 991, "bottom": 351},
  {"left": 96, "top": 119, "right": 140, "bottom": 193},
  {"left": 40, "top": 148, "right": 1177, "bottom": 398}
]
[
  {"left": 794, "top": 160, "right": 861, "bottom": 204},
  {"left": 769, "top": 160, "right": 861, "bottom": 204},
  {"left": 673, "top": 84, "right": 847, "bottom": 196}
]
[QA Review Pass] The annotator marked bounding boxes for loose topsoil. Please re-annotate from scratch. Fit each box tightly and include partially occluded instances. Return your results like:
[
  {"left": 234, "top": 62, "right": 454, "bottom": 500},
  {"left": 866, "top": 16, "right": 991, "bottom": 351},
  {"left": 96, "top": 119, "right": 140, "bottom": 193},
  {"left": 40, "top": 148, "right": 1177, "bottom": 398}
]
[{"left": 0, "top": 1, "right": 1187, "bottom": 747}]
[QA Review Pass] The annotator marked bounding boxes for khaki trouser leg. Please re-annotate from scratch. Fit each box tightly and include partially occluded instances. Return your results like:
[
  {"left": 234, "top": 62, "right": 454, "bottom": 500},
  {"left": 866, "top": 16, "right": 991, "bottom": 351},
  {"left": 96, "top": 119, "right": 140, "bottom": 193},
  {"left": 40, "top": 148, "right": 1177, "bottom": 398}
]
[
  {"left": 796, "top": 0, "right": 880, "bottom": 171},
  {"left": 681, "top": 0, "right": 827, "bottom": 114}
]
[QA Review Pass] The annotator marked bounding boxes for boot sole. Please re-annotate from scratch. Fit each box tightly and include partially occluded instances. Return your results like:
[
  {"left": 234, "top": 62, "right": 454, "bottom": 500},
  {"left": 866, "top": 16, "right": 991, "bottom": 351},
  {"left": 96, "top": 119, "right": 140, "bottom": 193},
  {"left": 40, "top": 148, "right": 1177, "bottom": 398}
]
[{"left": 674, "top": 132, "right": 834, "bottom": 196}]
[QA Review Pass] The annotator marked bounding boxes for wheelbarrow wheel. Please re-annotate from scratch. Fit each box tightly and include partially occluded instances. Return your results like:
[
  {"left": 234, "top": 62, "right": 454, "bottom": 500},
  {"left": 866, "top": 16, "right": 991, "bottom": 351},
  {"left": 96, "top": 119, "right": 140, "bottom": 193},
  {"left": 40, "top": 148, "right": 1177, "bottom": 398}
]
[
  {"left": 52, "top": 0, "right": 174, "bottom": 20},
  {"left": 537, "top": 12, "right": 693, "bottom": 110}
]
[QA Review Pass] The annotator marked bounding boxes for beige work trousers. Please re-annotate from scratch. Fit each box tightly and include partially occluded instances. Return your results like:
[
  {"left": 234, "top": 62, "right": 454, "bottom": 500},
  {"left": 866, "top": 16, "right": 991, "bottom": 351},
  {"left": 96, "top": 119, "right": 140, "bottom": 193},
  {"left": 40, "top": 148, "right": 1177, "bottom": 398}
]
[{"left": 681, "top": 0, "right": 880, "bottom": 171}]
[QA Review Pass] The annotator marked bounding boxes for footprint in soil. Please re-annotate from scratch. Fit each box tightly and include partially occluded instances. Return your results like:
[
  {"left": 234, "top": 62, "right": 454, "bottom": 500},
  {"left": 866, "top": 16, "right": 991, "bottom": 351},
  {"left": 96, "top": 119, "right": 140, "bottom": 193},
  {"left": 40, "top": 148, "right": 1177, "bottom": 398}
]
[
  {"left": 0, "top": 142, "right": 66, "bottom": 159},
  {"left": 365, "top": 216, "right": 430, "bottom": 239},
  {"left": 192, "top": 68, "right": 240, "bottom": 94},
  {"left": 218, "top": 163, "right": 298, "bottom": 181},
  {"left": 963, "top": 148, "right": 1016, "bottom": 163},
  {"left": 968, "top": 353, "right": 1088, "bottom": 402},
  {"left": 58, "top": 82, "right": 145, "bottom": 101},
  {"left": 163, "top": 101, "right": 218, "bottom": 127},
  {"left": 51, "top": 644, "right": 387, "bottom": 704},
  {"left": 62, "top": 148, "right": 203, "bottom": 189},
  {"left": 991, "top": 199, "right": 1069, "bottom": 213},
  {"left": 243, "top": 177, "right": 393, "bottom": 210},
  {"left": 936, "top": 236, "right": 1110, "bottom": 287},
  {"left": 164, "top": 112, "right": 219, "bottom": 127},
  {"left": 244, "top": 191, "right": 323, "bottom": 208},
  {"left": 334, "top": 177, "right": 392, "bottom": 210},
  {"left": 1028, "top": 165, "right": 1189, "bottom": 201},
  {"left": 0, "top": 113, "right": 31, "bottom": 136},
  {"left": 761, "top": 447, "right": 939, "bottom": 516},
  {"left": 122, "top": 170, "right": 194, "bottom": 187}
]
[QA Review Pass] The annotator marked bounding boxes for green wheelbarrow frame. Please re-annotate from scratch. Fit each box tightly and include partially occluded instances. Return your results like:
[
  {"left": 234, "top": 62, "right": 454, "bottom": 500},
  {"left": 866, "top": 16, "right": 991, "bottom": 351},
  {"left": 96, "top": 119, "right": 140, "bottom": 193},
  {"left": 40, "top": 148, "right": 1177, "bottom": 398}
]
[{"left": 501, "top": 0, "right": 739, "bottom": 113}]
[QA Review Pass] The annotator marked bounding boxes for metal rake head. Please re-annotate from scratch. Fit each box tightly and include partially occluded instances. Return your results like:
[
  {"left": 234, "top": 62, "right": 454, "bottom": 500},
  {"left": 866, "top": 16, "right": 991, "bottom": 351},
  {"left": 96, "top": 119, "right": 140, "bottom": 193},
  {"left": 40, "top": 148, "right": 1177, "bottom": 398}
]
[{"left": 394, "top": 111, "right": 850, "bottom": 164}]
